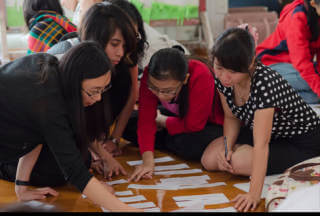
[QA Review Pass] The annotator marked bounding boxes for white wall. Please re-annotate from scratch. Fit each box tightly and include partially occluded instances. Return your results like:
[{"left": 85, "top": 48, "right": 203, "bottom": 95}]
[{"left": 206, "top": 0, "right": 228, "bottom": 40}]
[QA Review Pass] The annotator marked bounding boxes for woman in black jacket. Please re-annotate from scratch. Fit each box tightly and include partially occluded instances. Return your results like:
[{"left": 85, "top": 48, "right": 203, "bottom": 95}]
[{"left": 0, "top": 42, "right": 139, "bottom": 211}]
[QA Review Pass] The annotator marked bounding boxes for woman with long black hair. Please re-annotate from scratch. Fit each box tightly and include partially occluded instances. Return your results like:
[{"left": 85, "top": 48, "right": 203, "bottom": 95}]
[{"left": 0, "top": 41, "right": 139, "bottom": 211}]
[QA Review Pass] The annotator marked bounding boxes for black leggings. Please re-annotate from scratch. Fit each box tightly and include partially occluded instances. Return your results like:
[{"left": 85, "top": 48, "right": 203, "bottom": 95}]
[
  {"left": 123, "top": 109, "right": 223, "bottom": 161},
  {"left": 0, "top": 144, "right": 91, "bottom": 187},
  {"left": 236, "top": 126, "right": 320, "bottom": 175}
]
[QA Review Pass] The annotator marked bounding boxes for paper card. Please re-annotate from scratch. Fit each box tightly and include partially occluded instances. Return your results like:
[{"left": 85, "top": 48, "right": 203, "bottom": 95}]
[
  {"left": 144, "top": 207, "right": 161, "bottom": 212},
  {"left": 81, "top": 194, "right": 87, "bottom": 199},
  {"left": 128, "top": 202, "right": 156, "bottom": 209},
  {"left": 115, "top": 190, "right": 134, "bottom": 196},
  {"left": 154, "top": 169, "right": 203, "bottom": 176},
  {"left": 205, "top": 207, "right": 237, "bottom": 212},
  {"left": 127, "top": 156, "right": 174, "bottom": 166},
  {"left": 101, "top": 207, "right": 109, "bottom": 212},
  {"left": 160, "top": 175, "right": 210, "bottom": 184},
  {"left": 178, "top": 182, "right": 226, "bottom": 189},
  {"left": 26, "top": 201, "right": 56, "bottom": 211},
  {"left": 171, "top": 200, "right": 205, "bottom": 212},
  {"left": 118, "top": 195, "right": 146, "bottom": 203},
  {"left": 128, "top": 184, "right": 178, "bottom": 190},
  {"left": 154, "top": 163, "right": 189, "bottom": 171},
  {"left": 233, "top": 182, "right": 268, "bottom": 198},
  {"left": 173, "top": 193, "right": 229, "bottom": 203},
  {"left": 106, "top": 179, "right": 128, "bottom": 185}
]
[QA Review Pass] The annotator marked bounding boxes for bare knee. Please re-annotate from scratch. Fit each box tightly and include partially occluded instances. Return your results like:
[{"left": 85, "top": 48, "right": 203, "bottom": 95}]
[
  {"left": 230, "top": 144, "right": 252, "bottom": 176},
  {"left": 201, "top": 137, "right": 224, "bottom": 171}
]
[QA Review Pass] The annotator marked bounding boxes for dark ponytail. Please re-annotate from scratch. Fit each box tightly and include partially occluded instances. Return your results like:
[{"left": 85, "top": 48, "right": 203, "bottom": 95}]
[{"left": 305, "top": 0, "right": 320, "bottom": 42}]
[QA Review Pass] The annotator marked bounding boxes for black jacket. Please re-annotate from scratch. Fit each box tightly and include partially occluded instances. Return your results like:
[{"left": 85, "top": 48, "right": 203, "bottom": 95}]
[{"left": 0, "top": 53, "right": 92, "bottom": 192}]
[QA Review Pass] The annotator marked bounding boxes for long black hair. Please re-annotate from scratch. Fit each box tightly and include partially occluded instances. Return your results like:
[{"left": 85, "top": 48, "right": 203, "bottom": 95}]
[
  {"left": 58, "top": 41, "right": 113, "bottom": 159},
  {"left": 148, "top": 48, "right": 190, "bottom": 118},
  {"left": 23, "top": 0, "right": 64, "bottom": 30},
  {"left": 79, "top": 2, "right": 136, "bottom": 122},
  {"left": 211, "top": 27, "right": 256, "bottom": 75},
  {"left": 304, "top": 0, "right": 320, "bottom": 41},
  {"left": 79, "top": 2, "right": 137, "bottom": 65},
  {"left": 107, "top": 0, "right": 148, "bottom": 66}
]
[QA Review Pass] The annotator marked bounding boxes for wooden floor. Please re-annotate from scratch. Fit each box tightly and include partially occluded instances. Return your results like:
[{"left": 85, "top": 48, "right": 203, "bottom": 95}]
[{"left": 0, "top": 145, "right": 266, "bottom": 212}]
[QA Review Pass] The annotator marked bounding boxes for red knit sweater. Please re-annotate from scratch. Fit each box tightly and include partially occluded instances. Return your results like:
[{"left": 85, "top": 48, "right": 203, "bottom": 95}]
[{"left": 137, "top": 59, "right": 224, "bottom": 154}]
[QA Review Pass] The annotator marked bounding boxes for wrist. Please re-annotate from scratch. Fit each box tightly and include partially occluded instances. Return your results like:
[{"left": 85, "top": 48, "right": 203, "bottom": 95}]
[
  {"left": 142, "top": 151, "right": 154, "bottom": 166},
  {"left": 15, "top": 179, "right": 31, "bottom": 186}
]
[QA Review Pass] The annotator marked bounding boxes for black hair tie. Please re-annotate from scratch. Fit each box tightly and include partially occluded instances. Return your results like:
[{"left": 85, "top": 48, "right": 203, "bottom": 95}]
[{"left": 15, "top": 180, "right": 31, "bottom": 186}]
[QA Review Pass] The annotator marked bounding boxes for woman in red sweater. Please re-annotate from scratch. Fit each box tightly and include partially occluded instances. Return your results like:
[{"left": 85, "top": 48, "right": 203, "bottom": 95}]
[
  {"left": 256, "top": 0, "right": 320, "bottom": 104},
  {"left": 129, "top": 48, "right": 224, "bottom": 182}
]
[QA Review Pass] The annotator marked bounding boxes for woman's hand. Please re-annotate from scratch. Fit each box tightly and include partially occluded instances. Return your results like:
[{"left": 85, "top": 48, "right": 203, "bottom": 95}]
[
  {"left": 15, "top": 185, "right": 59, "bottom": 201},
  {"left": 102, "top": 140, "right": 122, "bottom": 157},
  {"left": 232, "top": 192, "right": 261, "bottom": 212},
  {"left": 155, "top": 110, "right": 167, "bottom": 129},
  {"left": 217, "top": 144, "right": 234, "bottom": 173},
  {"left": 128, "top": 163, "right": 154, "bottom": 182},
  {"left": 102, "top": 157, "right": 127, "bottom": 180}
]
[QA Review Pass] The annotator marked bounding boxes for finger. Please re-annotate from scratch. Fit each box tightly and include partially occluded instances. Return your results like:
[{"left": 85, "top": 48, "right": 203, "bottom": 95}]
[
  {"left": 27, "top": 193, "right": 47, "bottom": 200},
  {"left": 135, "top": 169, "right": 147, "bottom": 182},
  {"left": 108, "top": 169, "right": 114, "bottom": 179},
  {"left": 37, "top": 187, "right": 59, "bottom": 196},
  {"left": 115, "top": 168, "right": 120, "bottom": 176},
  {"left": 238, "top": 198, "right": 248, "bottom": 212},
  {"left": 244, "top": 201, "right": 253, "bottom": 212},
  {"left": 119, "top": 166, "right": 127, "bottom": 176},
  {"left": 234, "top": 196, "right": 245, "bottom": 209},
  {"left": 251, "top": 201, "right": 257, "bottom": 211},
  {"left": 231, "top": 194, "right": 241, "bottom": 203},
  {"left": 128, "top": 168, "right": 140, "bottom": 182}
]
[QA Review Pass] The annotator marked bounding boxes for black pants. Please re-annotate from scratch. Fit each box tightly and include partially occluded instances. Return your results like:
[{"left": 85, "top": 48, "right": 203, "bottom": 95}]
[
  {"left": 123, "top": 109, "right": 223, "bottom": 161},
  {"left": 0, "top": 144, "right": 91, "bottom": 187},
  {"left": 236, "top": 126, "right": 320, "bottom": 175}
]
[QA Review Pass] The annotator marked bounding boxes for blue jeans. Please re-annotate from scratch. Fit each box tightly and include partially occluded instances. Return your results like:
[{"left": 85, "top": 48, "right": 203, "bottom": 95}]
[{"left": 270, "top": 63, "right": 320, "bottom": 104}]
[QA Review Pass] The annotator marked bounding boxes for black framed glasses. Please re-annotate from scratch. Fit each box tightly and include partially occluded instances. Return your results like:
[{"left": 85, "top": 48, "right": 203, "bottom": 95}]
[
  {"left": 147, "top": 79, "right": 182, "bottom": 97},
  {"left": 82, "top": 83, "right": 112, "bottom": 99}
]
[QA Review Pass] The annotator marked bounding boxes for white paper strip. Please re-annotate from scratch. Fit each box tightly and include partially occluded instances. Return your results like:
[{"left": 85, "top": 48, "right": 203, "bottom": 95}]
[
  {"left": 118, "top": 195, "right": 146, "bottom": 203},
  {"left": 144, "top": 207, "right": 161, "bottom": 212},
  {"left": 233, "top": 182, "right": 268, "bottom": 198},
  {"left": 115, "top": 190, "right": 134, "bottom": 196},
  {"left": 81, "top": 194, "right": 87, "bottom": 199},
  {"left": 128, "top": 184, "right": 178, "bottom": 190},
  {"left": 178, "top": 182, "right": 226, "bottom": 189},
  {"left": 101, "top": 207, "right": 109, "bottom": 212},
  {"left": 160, "top": 175, "right": 210, "bottom": 184},
  {"left": 127, "top": 156, "right": 174, "bottom": 166},
  {"left": 106, "top": 179, "right": 128, "bottom": 185},
  {"left": 176, "top": 197, "right": 229, "bottom": 208},
  {"left": 128, "top": 202, "right": 156, "bottom": 209},
  {"left": 205, "top": 207, "right": 237, "bottom": 212},
  {"left": 154, "top": 169, "right": 203, "bottom": 176},
  {"left": 173, "top": 193, "right": 229, "bottom": 203},
  {"left": 174, "top": 207, "right": 237, "bottom": 212},
  {"left": 154, "top": 163, "right": 189, "bottom": 171}
]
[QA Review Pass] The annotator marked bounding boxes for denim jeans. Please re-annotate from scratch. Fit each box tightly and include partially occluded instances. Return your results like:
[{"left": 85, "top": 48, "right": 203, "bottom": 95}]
[{"left": 270, "top": 63, "right": 320, "bottom": 104}]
